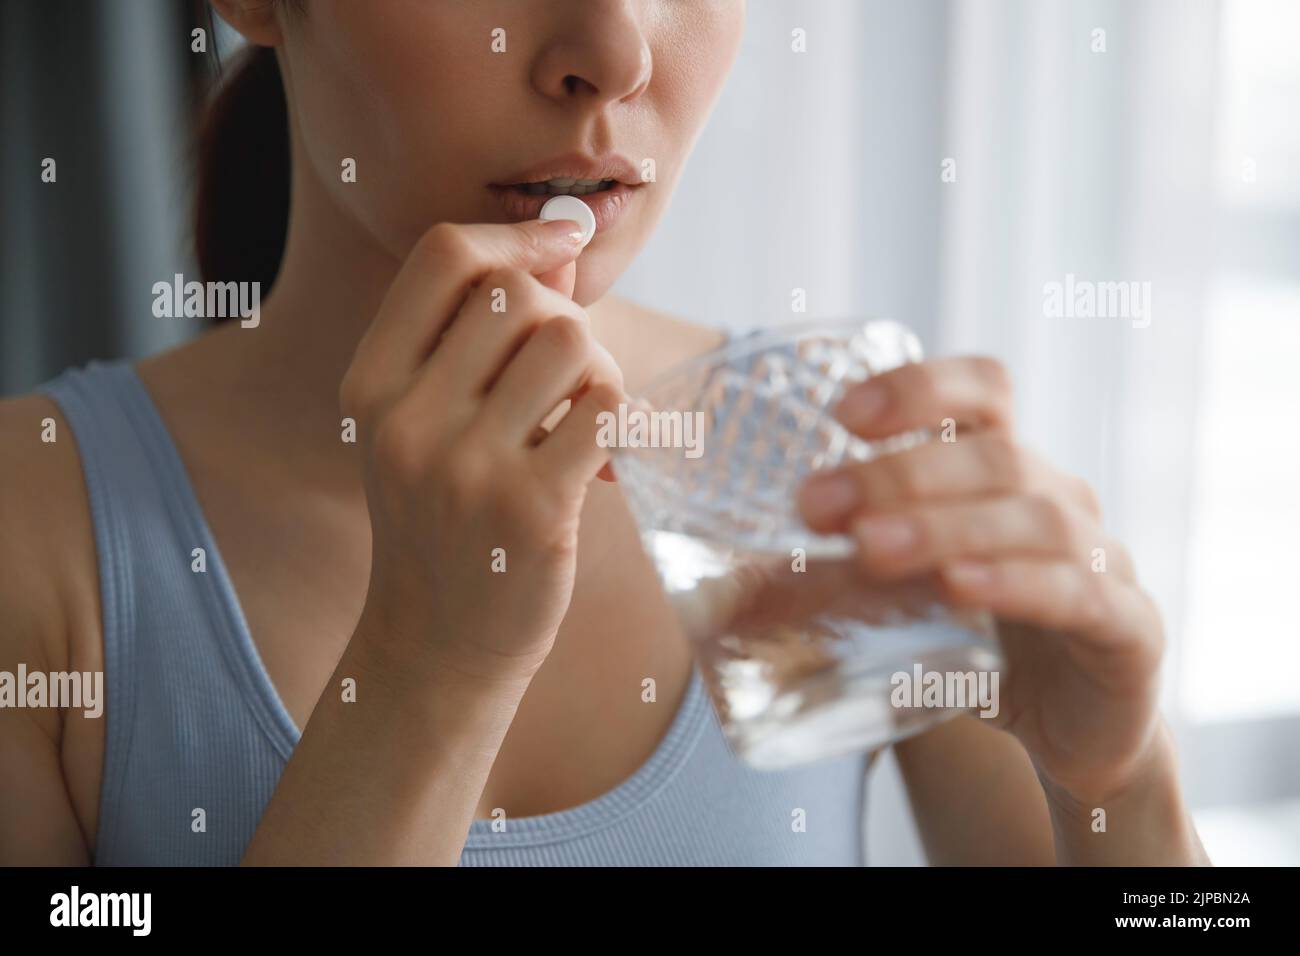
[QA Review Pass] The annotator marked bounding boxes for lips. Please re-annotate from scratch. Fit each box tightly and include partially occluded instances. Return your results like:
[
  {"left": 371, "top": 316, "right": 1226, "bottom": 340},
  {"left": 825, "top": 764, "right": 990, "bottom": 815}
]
[
  {"left": 493, "top": 152, "right": 643, "bottom": 190},
  {"left": 511, "top": 178, "right": 619, "bottom": 197},
  {"left": 488, "top": 151, "right": 647, "bottom": 235},
  {"left": 489, "top": 181, "right": 639, "bottom": 234}
]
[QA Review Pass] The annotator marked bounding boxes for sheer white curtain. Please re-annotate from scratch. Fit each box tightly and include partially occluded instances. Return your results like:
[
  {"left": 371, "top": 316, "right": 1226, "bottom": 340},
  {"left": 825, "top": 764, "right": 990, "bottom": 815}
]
[
  {"left": 620, "top": 0, "right": 1298, "bottom": 864},
  {"left": 938, "top": 0, "right": 1300, "bottom": 865},
  {"left": 615, "top": 0, "right": 951, "bottom": 340},
  {"left": 937, "top": 0, "right": 1219, "bottom": 714}
]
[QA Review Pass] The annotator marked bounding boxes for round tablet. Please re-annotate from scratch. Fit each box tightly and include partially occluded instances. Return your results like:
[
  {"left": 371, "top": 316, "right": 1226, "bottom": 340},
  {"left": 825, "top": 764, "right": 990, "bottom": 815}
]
[{"left": 538, "top": 194, "right": 597, "bottom": 248}]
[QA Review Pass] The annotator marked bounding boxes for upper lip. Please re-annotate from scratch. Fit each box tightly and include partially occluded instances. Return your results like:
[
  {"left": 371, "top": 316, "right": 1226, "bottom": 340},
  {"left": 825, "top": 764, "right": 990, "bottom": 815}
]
[{"left": 491, "top": 152, "right": 642, "bottom": 187}]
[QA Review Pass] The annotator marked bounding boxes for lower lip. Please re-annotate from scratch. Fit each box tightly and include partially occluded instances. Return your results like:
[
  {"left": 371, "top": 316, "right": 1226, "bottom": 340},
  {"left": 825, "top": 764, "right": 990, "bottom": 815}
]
[{"left": 487, "top": 181, "right": 641, "bottom": 236}]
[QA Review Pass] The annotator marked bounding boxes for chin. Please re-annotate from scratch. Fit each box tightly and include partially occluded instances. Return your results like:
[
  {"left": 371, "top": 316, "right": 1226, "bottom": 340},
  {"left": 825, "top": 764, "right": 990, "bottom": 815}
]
[{"left": 571, "top": 259, "right": 620, "bottom": 307}]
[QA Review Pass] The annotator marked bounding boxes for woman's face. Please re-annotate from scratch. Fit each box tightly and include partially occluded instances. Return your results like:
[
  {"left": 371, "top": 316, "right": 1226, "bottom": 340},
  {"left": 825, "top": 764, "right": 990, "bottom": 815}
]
[{"left": 272, "top": 0, "right": 746, "bottom": 304}]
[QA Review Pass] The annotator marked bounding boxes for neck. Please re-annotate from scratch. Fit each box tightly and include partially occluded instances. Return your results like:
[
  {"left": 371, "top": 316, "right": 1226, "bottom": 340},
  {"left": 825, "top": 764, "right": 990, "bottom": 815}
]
[
  {"left": 242, "top": 160, "right": 401, "bottom": 406},
  {"left": 232, "top": 151, "right": 630, "bottom": 410},
  {"left": 181, "top": 152, "right": 624, "bottom": 498}
]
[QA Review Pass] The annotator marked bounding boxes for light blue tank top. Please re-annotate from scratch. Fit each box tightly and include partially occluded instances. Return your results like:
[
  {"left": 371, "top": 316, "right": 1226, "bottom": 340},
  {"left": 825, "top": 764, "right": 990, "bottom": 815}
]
[{"left": 37, "top": 359, "right": 869, "bottom": 866}]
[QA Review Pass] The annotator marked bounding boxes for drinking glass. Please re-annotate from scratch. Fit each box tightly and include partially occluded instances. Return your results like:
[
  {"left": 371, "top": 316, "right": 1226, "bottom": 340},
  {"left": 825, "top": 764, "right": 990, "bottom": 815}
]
[{"left": 612, "top": 319, "right": 1004, "bottom": 769}]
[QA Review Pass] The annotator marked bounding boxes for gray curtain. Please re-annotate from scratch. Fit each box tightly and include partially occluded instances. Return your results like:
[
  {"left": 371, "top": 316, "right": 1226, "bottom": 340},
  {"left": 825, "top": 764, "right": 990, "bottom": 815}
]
[{"left": 0, "top": 0, "right": 210, "bottom": 395}]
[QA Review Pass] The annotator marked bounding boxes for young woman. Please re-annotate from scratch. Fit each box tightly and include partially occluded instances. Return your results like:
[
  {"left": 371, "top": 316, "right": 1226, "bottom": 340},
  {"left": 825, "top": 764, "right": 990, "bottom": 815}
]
[{"left": 0, "top": 0, "right": 1207, "bottom": 866}]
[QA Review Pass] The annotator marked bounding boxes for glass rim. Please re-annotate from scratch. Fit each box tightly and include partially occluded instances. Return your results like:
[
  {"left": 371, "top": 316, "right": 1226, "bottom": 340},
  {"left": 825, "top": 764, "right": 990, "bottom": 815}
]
[{"left": 629, "top": 314, "right": 904, "bottom": 405}]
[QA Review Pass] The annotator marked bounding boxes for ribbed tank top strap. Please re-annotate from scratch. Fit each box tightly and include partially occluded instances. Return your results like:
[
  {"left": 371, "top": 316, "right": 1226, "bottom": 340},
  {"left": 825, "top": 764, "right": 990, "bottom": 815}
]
[
  {"left": 35, "top": 359, "right": 297, "bottom": 864},
  {"left": 35, "top": 360, "right": 156, "bottom": 859}
]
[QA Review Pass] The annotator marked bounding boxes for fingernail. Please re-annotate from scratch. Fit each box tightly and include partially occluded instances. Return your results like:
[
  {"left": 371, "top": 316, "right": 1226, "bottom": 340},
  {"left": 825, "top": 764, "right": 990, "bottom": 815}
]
[
  {"left": 539, "top": 195, "right": 596, "bottom": 246},
  {"left": 946, "top": 561, "right": 993, "bottom": 588},
  {"left": 537, "top": 218, "right": 586, "bottom": 244},
  {"left": 854, "top": 515, "right": 916, "bottom": 555},
  {"left": 799, "top": 471, "right": 860, "bottom": 525},
  {"left": 836, "top": 381, "right": 888, "bottom": 427}
]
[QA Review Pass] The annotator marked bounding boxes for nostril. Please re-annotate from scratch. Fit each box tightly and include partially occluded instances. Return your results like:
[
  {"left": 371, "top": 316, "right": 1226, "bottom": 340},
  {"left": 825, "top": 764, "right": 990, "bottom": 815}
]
[{"left": 563, "top": 74, "right": 597, "bottom": 96}]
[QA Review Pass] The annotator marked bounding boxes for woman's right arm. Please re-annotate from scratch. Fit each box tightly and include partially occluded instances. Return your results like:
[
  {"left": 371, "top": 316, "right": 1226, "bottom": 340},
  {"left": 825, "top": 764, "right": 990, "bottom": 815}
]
[
  {"left": 0, "top": 396, "right": 95, "bottom": 865},
  {"left": 241, "top": 218, "right": 623, "bottom": 865},
  {"left": 238, "top": 613, "right": 538, "bottom": 866}
]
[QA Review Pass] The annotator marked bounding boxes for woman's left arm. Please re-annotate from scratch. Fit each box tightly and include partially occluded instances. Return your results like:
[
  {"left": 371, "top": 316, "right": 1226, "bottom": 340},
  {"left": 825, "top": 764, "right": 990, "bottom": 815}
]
[{"left": 796, "top": 356, "right": 1210, "bottom": 865}]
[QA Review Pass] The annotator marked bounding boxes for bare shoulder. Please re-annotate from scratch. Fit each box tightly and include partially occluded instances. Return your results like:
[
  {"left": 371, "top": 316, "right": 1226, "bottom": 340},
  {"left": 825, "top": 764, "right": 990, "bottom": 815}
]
[
  {"left": 0, "top": 391, "right": 102, "bottom": 862},
  {"left": 591, "top": 295, "right": 728, "bottom": 393},
  {"left": 0, "top": 392, "right": 101, "bottom": 681}
]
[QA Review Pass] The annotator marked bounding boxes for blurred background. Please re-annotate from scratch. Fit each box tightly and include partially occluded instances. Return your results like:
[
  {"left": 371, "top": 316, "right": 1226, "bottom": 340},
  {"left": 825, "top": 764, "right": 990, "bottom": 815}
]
[{"left": 2, "top": 0, "right": 1296, "bottom": 864}]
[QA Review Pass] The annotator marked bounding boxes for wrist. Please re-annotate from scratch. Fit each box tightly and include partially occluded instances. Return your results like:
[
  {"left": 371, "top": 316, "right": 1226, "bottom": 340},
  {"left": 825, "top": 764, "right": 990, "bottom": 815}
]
[
  {"left": 1039, "top": 723, "right": 1208, "bottom": 865},
  {"left": 348, "top": 603, "right": 543, "bottom": 713},
  {"left": 1040, "top": 723, "right": 1170, "bottom": 816}
]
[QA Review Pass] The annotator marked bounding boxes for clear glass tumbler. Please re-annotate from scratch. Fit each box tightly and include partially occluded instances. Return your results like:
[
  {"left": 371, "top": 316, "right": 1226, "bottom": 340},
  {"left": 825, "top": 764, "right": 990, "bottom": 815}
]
[{"left": 613, "top": 319, "right": 1004, "bottom": 769}]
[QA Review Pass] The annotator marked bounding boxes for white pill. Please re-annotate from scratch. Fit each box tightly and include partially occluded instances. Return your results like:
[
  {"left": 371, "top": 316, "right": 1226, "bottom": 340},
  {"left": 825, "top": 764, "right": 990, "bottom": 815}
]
[{"left": 538, "top": 194, "right": 597, "bottom": 248}]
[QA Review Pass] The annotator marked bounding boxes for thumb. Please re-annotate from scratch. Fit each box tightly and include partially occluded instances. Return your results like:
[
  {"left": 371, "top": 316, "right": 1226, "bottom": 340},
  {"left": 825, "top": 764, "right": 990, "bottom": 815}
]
[
  {"left": 537, "top": 252, "right": 611, "bottom": 478},
  {"left": 535, "top": 259, "right": 576, "bottom": 299}
]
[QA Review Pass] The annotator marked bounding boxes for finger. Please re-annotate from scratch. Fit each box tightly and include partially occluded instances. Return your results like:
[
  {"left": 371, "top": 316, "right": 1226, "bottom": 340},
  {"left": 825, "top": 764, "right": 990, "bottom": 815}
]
[
  {"left": 478, "top": 315, "right": 623, "bottom": 444},
  {"left": 423, "top": 267, "right": 589, "bottom": 401},
  {"left": 850, "top": 495, "right": 1136, "bottom": 583},
  {"left": 799, "top": 433, "right": 1046, "bottom": 531},
  {"left": 350, "top": 219, "right": 585, "bottom": 386},
  {"left": 938, "top": 558, "right": 1162, "bottom": 649},
  {"left": 535, "top": 260, "right": 577, "bottom": 299},
  {"left": 834, "top": 356, "right": 1014, "bottom": 441},
  {"left": 534, "top": 381, "right": 625, "bottom": 486}
]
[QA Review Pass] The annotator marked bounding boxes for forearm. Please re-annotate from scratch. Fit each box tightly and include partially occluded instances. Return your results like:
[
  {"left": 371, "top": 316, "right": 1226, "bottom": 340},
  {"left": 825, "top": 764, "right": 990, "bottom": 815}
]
[
  {"left": 894, "top": 715, "right": 1058, "bottom": 866},
  {"left": 1041, "top": 721, "right": 1211, "bottom": 866},
  {"left": 241, "top": 614, "right": 530, "bottom": 866}
]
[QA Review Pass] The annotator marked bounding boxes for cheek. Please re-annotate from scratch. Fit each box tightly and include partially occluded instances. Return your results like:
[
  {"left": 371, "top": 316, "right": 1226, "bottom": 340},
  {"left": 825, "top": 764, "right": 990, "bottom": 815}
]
[
  {"left": 281, "top": 0, "right": 744, "bottom": 276},
  {"left": 284, "top": 2, "right": 504, "bottom": 255},
  {"left": 661, "top": 4, "right": 745, "bottom": 119},
  {"left": 570, "top": 6, "right": 745, "bottom": 305},
  {"left": 641, "top": 3, "right": 744, "bottom": 195}
]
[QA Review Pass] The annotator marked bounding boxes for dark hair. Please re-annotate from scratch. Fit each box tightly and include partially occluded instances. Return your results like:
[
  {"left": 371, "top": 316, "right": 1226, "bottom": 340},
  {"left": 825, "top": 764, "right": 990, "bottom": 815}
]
[{"left": 193, "top": 39, "right": 291, "bottom": 295}]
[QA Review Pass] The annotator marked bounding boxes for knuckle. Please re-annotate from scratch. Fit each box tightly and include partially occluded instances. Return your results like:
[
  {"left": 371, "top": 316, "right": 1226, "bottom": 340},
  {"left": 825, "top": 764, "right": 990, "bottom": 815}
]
[
  {"left": 371, "top": 413, "right": 428, "bottom": 486},
  {"left": 978, "top": 433, "right": 1026, "bottom": 491},
  {"left": 1109, "top": 539, "right": 1134, "bottom": 573},
  {"left": 1028, "top": 494, "right": 1078, "bottom": 552},
  {"left": 971, "top": 355, "right": 1013, "bottom": 396},
  {"left": 585, "top": 380, "right": 624, "bottom": 413},
  {"left": 539, "top": 313, "right": 589, "bottom": 353},
  {"left": 418, "top": 222, "right": 474, "bottom": 269},
  {"left": 1137, "top": 589, "right": 1166, "bottom": 652},
  {"left": 443, "top": 449, "right": 491, "bottom": 505},
  {"left": 878, "top": 455, "right": 922, "bottom": 502},
  {"left": 898, "top": 361, "right": 938, "bottom": 405},
  {"left": 505, "top": 487, "right": 570, "bottom": 548},
  {"left": 1077, "top": 571, "right": 1113, "bottom": 630},
  {"left": 947, "top": 506, "right": 988, "bottom": 553},
  {"left": 900, "top": 511, "right": 934, "bottom": 557},
  {"left": 338, "top": 368, "right": 371, "bottom": 419},
  {"left": 1074, "top": 477, "right": 1103, "bottom": 518},
  {"left": 482, "top": 267, "right": 534, "bottom": 305},
  {"left": 1148, "top": 627, "right": 1167, "bottom": 664},
  {"left": 971, "top": 355, "right": 1015, "bottom": 424},
  {"left": 590, "top": 342, "right": 623, "bottom": 391},
  {"left": 514, "top": 222, "right": 547, "bottom": 262}
]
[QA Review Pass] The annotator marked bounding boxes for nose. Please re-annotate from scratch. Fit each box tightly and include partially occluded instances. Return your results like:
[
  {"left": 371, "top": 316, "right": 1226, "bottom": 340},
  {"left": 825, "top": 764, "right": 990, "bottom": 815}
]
[{"left": 530, "top": 0, "right": 652, "bottom": 107}]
